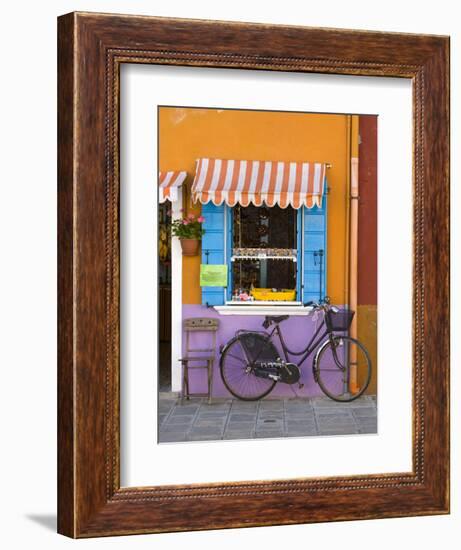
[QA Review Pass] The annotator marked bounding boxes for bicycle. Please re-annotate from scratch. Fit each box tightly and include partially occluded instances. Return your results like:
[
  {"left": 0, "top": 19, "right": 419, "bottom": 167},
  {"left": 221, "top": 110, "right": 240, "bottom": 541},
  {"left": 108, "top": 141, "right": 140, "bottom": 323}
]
[{"left": 219, "top": 297, "right": 372, "bottom": 402}]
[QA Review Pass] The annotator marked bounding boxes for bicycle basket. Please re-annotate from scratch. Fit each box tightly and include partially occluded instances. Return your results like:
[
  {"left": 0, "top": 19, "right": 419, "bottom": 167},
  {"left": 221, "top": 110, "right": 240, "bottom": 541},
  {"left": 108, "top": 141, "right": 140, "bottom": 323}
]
[{"left": 326, "top": 308, "right": 354, "bottom": 331}]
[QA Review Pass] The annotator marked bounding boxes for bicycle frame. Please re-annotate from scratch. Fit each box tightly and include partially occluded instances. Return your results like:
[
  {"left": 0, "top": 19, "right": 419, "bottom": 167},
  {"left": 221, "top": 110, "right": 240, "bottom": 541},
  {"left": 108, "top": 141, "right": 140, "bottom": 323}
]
[{"left": 265, "top": 316, "right": 331, "bottom": 367}]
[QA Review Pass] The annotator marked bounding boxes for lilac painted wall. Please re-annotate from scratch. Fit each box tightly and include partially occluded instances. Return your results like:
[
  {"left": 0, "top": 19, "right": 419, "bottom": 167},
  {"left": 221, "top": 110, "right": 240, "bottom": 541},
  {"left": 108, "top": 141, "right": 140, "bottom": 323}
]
[{"left": 182, "top": 304, "right": 331, "bottom": 398}]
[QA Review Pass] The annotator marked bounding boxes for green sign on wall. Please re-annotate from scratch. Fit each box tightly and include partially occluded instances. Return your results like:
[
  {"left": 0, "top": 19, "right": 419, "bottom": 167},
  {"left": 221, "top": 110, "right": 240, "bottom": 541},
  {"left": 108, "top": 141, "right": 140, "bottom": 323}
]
[{"left": 200, "top": 264, "right": 228, "bottom": 287}]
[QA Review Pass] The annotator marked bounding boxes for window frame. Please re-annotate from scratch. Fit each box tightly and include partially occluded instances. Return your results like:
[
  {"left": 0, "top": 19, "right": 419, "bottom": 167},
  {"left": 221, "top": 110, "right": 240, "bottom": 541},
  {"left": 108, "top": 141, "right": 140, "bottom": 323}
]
[{"left": 224, "top": 204, "right": 304, "bottom": 305}]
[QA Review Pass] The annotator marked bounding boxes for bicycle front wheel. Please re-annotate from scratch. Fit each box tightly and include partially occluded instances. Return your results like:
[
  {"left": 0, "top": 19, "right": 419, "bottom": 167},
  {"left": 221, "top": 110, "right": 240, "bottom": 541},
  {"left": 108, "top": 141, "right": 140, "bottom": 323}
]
[
  {"left": 220, "top": 334, "right": 278, "bottom": 401},
  {"left": 314, "top": 335, "right": 372, "bottom": 402}
]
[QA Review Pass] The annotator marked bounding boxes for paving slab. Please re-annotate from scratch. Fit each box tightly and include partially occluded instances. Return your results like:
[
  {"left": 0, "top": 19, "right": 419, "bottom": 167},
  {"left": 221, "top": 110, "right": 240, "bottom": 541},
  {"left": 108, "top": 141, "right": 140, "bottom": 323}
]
[
  {"left": 229, "top": 413, "right": 258, "bottom": 422},
  {"left": 224, "top": 433, "right": 255, "bottom": 440},
  {"left": 171, "top": 409, "right": 199, "bottom": 417},
  {"left": 257, "top": 420, "right": 284, "bottom": 429},
  {"left": 286, "top": 420, "right": 317, "bottom": 430},
  {"left": 205, "top": 400, "right": 233, "bottom": 407},
  {"left": 316, "top": 412, "right": 355, "bottom": 422},
  {"left": 285, "top": 401, "right": 314, "bottom": 409},
  {"left": 158, "top": 408, "right": 174, "bottom": 417},
  {"left": 354, "top": 415, "right": 377, "bottom": 424},
  {"left": 259, "top": 403, "right": 284, "bottom": 411},
  {"left": 224, "top": 425, "right": 255, "bottom": 433},
  {"left": 285, "top": 414, "right": 316, "bottom": 422},
  {"left": 168, "top": 416, "right": 193, "bottom": 424},
  {"left": 355, "top": 420, "right": 377, "bottom": 433},
  {"left": 312, "top": 407, "right": 352, "bottom": 416},
  {"left": 286, "top": 428, "right": 318, "bottom": 437},
  {"left": 317, "top": 426, "right": 358, "bottom": 436},
  {"left": 158, "top": 394, "right": 377, "bottom": 443},
  {"left": 312, "top": 397, "right": 373, "bottom": 408},
  {"left": 160, "top": 432, "right": 188, "bottom": 442},
  {"left": 316, "top": 421, "right": 357, "bottom": 431},
  {"left": 358, "top": 427, "right": 378, "bottom": 434},
  {"left": 285, "top": 408, "right": 314, "bottom": 416},
  {"left": 160, "top": 423, "right": 192, "bottom": 433},
  {"left": 255, "top": 431, "right": 284, "bottom": 439},
  {"left": 188, "top": 427, "right": 224, "bottom": 436},
  {"left": 187, "top": 434, "right": 224, "bottom": 442},
  {"left": 232, "top": 404, "right": 259, "bottom": 412},
  {"left": 195, "top": 415, "right": 228, "bottom": 423},
  {"left": 351, "top": 407, "right": 377, "bottom": 418}
]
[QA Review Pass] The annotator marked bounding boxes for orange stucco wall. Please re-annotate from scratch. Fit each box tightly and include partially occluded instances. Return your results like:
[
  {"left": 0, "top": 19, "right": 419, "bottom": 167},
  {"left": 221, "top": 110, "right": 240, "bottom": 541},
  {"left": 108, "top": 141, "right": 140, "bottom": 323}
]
[{"left": 159, "top": 107, "right": 353, "bottom": 305}]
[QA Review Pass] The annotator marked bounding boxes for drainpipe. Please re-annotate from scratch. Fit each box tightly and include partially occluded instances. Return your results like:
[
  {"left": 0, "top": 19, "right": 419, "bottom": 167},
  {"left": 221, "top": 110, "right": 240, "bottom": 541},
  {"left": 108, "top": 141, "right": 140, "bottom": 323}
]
[
  {"left": 344, "top": 117, "right": 352, "bottom": 311},
  {"left": 349, "top": 116, "right": 360, "bottom": 393}
]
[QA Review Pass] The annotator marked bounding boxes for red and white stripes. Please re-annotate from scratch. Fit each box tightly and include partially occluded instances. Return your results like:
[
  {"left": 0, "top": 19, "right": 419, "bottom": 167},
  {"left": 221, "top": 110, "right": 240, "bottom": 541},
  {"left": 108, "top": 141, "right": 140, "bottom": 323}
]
[
  {"left": 158, "top": 171, "right": 187, "bottom": 202},
  {"left": 191, "top": 158, "right": 326, "bottom": 209}
]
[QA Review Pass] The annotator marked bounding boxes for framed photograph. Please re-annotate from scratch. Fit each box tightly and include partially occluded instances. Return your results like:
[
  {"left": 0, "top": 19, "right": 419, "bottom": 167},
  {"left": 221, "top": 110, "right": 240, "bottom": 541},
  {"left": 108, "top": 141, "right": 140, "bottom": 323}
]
[
  {"left": 155, "top": 105, "right": 378, "bottom": 445},
  {"left": 58, "top": 12, "right": 449, "bottom": 537}
]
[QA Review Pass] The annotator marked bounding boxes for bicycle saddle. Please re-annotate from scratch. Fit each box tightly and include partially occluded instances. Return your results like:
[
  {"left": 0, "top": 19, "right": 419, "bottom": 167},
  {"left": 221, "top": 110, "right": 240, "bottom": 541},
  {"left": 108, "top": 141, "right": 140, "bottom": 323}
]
[{"left": 262, "top": 315, "right": 289, "bottom": 328}]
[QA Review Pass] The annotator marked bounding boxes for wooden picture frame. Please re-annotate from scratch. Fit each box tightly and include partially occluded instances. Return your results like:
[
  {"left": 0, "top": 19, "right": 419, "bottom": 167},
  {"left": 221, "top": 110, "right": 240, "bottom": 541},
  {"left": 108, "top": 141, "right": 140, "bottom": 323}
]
[{"left": 57, "top": 12, "right": 450, "bottom": 537}]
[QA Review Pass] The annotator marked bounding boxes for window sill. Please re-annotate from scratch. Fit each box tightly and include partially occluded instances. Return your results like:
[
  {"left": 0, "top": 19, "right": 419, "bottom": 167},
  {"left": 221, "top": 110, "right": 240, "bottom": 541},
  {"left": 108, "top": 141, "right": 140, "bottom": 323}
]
[{"left": 214, "top": 303, "right": 313, "bottom": 316}]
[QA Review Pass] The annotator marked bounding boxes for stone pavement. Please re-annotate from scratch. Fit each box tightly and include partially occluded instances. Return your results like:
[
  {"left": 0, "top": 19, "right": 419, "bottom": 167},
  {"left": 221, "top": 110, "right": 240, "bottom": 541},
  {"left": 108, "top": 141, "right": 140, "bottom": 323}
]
[{"left": 158, "top": 393, "right": 377, "bottom": 443}]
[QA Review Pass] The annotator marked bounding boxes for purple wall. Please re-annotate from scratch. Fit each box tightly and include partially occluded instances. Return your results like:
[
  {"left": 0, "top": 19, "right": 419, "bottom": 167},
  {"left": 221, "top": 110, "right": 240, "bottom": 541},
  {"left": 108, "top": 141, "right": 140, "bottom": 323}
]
[{"left": 182, "top": 304, "right": 333, "bottom": 398}]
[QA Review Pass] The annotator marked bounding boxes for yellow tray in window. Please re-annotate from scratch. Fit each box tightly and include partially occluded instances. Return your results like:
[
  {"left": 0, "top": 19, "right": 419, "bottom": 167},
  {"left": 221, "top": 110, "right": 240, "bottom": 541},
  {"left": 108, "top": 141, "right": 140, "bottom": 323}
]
[{"left": 251, "top": 288, "right": 296, "bottom": 301}]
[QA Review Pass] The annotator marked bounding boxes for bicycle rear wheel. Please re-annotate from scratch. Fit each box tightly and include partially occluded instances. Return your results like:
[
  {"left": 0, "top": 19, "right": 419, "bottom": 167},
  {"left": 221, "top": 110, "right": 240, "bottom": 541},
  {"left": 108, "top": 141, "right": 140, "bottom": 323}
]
[
  {"left": 314, "top": 335, "right": 372, "bottom": 402},
  {"left": 220, "top": 334, "right": 278, "bottom": 401}
]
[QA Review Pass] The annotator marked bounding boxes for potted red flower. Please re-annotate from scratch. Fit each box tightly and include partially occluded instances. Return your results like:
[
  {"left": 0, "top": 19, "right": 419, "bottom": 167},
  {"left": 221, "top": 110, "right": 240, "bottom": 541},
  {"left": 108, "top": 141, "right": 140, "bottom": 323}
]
[{"left": 171, "top": 212, "right": 205, "bottom": 256}]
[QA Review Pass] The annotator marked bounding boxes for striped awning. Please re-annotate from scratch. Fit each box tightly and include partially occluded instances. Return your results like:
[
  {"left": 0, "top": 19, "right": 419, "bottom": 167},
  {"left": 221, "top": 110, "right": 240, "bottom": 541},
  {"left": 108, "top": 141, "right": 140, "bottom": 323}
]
[
  {"left": 191, "top": 158, "right": 326, "bottom": 209},
  {"left": 158, "top": 171, "right": 187, "bottom": 202}
]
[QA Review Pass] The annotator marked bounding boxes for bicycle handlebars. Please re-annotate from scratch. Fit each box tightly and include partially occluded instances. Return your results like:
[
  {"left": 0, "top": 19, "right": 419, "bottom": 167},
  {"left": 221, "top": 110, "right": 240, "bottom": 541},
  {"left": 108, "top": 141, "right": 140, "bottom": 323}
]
[
  {"left": 303, "top": 296, "right": 330, "bottom": 308},
  {"left": 303, "top": 297, "right": 339, "bottom": 314}
]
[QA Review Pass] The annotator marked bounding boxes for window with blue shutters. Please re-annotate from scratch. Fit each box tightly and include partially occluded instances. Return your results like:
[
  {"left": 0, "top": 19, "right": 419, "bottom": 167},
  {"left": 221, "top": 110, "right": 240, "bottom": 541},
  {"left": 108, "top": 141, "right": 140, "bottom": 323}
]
[{"left": 200, "top": 195, "right": 327, "bottom": 306}]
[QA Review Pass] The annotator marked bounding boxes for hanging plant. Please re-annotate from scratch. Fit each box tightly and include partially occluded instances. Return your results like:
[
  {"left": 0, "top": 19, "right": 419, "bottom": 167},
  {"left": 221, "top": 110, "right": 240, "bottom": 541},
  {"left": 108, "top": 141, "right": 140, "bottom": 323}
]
[{"left": 171, "top": 213, "right": 205, "bottom": 256}]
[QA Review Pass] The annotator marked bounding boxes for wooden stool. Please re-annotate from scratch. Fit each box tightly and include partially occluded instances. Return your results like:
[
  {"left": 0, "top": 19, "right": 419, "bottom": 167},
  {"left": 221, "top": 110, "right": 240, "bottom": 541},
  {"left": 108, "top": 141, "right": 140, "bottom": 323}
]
[{"left": 179, "top": 318, "right": 219, "bottom": 404}]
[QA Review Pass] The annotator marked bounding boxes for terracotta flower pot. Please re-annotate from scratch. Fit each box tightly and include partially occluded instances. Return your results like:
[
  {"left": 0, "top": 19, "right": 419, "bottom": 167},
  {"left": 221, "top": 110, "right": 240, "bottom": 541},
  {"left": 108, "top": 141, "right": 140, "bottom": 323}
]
[{"left": 180, "top": 238, "right": 200, "bottom": 256}]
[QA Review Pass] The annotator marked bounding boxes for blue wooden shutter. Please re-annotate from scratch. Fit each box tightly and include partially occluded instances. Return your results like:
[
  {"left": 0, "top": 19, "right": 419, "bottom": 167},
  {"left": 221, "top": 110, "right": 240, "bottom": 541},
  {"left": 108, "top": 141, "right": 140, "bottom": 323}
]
[
  {"left": 201, "top": 203, "right": 226, "bottom": 306},
  {"left": 225, "top": 206, "right": 233, "bottom": 301},
  {"left": 302, "top": 193, "right": 328, "bottom": 303}
]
